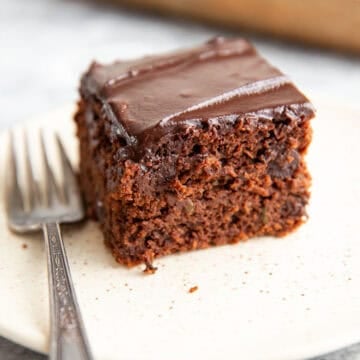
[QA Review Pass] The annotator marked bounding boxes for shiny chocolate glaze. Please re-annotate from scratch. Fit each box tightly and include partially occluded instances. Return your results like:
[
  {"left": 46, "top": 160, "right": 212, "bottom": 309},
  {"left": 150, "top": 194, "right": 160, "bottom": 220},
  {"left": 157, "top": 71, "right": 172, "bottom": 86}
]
[{"left": 80, "top": 37, "right": 315, "bottom": 156}]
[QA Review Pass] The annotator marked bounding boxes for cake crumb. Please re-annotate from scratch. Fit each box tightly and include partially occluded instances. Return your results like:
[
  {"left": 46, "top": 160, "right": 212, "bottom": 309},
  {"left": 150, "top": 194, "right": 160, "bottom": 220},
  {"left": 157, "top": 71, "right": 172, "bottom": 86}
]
[
  {"left": 143, "top": 262, "right": 158, "bottom": 275},
  {"left": 22, "top": 243, "right": 28, "bottom": 249},
  {"left": 143, "top": 257, "right": 157, "bottom": 274},
  {"left": 188, "top": 286, "right": 198, "bottom": 293},
  {"left": 142, "top": 251, "right": 157, "bottom": 274}
]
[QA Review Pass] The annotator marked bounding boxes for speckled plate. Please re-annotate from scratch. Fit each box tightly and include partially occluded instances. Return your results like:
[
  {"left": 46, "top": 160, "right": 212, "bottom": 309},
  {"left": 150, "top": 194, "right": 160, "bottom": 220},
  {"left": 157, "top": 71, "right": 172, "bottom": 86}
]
[{"left": 0, "top": 96, "right": 359, "bottom": 360}]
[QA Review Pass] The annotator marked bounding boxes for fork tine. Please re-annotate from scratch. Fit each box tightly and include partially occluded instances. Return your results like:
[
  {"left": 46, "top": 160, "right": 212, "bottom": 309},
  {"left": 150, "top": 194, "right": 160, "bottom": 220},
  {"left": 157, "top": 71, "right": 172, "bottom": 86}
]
[
  {"left": 55, "top": 133, "right": 82, "bottom": 205},
  {"left": 5, "top": 131, "right": 25, "bottom": 215},
  {"left": 40, "top": 130, "right": 62, "bottom": 205},
  {"left": 24, "top": 131, "right": 42, "bottom": 209}
]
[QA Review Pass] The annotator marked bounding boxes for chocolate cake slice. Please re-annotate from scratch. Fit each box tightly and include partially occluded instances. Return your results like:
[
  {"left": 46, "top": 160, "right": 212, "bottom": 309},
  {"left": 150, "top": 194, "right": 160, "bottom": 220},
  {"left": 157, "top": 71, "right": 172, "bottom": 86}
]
[{"left": 75, "top": 38, "right": 315, "bottom": 270}]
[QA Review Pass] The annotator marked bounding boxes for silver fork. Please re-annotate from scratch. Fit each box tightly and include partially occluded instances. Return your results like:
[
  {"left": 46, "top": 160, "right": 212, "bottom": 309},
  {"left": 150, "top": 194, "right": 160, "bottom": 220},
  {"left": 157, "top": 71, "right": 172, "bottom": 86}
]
[{"left": 5, "top": 130, "right": 93, "bottom": 360}]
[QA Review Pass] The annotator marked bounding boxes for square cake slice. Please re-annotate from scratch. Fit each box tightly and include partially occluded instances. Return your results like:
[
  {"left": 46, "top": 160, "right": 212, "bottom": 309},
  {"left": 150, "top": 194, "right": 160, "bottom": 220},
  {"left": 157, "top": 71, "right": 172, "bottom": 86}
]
[{"left": 75, "top": 38, "right": 315, "bottom": 270}]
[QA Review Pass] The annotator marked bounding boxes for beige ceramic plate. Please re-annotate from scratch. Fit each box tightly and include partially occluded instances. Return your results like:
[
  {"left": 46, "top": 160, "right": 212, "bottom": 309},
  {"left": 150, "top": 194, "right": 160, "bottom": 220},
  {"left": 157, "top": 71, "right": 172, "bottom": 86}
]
[{"left": 0, "top": 96, "right": 359, "bottom": 360}]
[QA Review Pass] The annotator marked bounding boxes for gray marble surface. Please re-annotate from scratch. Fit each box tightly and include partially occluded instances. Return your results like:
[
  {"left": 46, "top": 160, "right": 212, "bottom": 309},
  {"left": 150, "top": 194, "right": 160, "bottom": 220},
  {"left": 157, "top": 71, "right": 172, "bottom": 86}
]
[{"left": 1, "top": 0, "right": 360, "bottom": 359}]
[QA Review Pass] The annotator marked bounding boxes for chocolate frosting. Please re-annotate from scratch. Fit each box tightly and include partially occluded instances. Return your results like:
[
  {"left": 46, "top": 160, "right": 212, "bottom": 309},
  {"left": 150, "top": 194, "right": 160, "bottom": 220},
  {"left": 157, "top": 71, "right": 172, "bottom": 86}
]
[{"left": 81, "top": 37, "right": 314, "bottom": 150}]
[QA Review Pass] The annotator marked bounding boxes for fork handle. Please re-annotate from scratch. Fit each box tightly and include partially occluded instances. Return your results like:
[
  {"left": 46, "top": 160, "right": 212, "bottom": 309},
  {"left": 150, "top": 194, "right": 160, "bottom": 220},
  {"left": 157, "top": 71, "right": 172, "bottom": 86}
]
[{"left": 43, "top": 222, "right": 93, "bottom": 360}]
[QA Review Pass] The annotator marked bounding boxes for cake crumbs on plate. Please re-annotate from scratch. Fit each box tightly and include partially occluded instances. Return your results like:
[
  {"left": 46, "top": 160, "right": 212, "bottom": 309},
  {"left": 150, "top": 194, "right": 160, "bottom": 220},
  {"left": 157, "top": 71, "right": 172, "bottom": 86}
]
[{"left": 188, "top": 286, "right": 198, "bottom": 293}]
